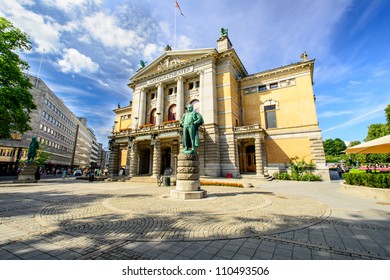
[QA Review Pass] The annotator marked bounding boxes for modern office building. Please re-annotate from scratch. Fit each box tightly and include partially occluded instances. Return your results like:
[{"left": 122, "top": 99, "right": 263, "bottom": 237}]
[
  {"left": 108, "top": 33, "right": 328, "bottom": 180},
  {"left": 0, "top": 75, "right": 101, "bottom": 175}
]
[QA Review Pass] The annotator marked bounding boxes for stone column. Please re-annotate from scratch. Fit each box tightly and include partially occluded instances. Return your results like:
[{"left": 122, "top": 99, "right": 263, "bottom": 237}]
[
  {"left": 198, "top": 70, "right": 204, "bottom": 113},
  {"left": 176, "top": 76, "right": 184, "bottom": 119},
  {"left": 261, "top": 136, "right": 268, "bottom": 176},
  {"left": 156, "top": 83, "right": 164, "bottom": 125},
  {"left": 129, "top": 141, "right": 138, "bottom": 177},
  {"left": 255, "top": 137, "right": 264, "bottom": 176},
  {"left": 152, "top": 138, "right": 161, "bottom": 177},
  {"left": 139, "top": 88, "right": 146, "bottom": 126},
  {"left": 234, "top": 138, "right": 241, "bottom": 177},
  {"left": 108, "top": 140, "right": 120, "bottom": 177},
  {"left": 125, "top": 138, "right": 131, "bottom": 177}
]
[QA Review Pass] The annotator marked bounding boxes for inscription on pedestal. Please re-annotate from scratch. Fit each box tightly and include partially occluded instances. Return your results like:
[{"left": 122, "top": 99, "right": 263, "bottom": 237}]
[{"left": 17, "top": 162, "right": 38, "bottom": 183}]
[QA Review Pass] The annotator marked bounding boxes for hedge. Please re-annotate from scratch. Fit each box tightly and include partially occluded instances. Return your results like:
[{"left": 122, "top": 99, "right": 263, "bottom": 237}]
[
  {"left": 343, "top": 173, "right": 390, "bottom": 188},
  {"left": 273, "top": 172, "right": 321, "bottom": 182}
]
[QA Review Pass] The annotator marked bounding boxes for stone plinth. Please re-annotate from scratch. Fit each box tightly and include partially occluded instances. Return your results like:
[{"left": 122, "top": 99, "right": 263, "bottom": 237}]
[
  {"left": 170, "top": 153, "right": 207, "bottom": 200},
  {"left": 17, "top": 162, "right": 38, "bottom": 183}
]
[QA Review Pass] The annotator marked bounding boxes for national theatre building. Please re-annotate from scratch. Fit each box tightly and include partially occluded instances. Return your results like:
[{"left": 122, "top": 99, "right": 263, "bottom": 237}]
[{"left": 108, "top": 33, "right": 328, "bottom": 180}]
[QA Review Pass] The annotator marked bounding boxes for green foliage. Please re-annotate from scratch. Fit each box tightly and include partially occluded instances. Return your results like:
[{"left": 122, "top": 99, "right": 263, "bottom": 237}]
[
  {"left": 343, "top": 172, "right": 390, "bottom": 188},
  {"left": 0, "top": 17, "right": 36, "bottom": 139},
  {"left": 349, "top": 140, "right": 361, "bottom": 147},
  {"left": 385, "top": 104, "right": 390, "bottom": 126},
  {"left": 21, "top": 145, "right": 50, "bottom": 167},
  {"left": 274, "top": 157, "right": 321, "bottom": 181},
  {"left": 323, "top": 138, "right": 347, "bottom": 156},
  {"left": 365, "top": 123, "right": 389, "bottom": 142}
]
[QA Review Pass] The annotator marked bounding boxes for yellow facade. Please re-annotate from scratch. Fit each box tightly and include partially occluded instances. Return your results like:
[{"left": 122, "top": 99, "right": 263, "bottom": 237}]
[{"left": 109, "top": 34, "right": 328, "bottom": 180}]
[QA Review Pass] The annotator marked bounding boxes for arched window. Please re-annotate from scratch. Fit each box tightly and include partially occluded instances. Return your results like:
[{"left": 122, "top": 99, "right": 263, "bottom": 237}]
[
  {"left": 190, "top": 99, "right": 200, "bottom": 113},
  {"left": 150, "top": 109, "right": 157, "bottom": 125},
  {"left": 168, "top": 104, "right": 176, "bottom": 121}
]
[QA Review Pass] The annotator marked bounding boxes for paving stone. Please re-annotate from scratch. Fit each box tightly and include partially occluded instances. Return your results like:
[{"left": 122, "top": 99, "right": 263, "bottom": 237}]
[
  {"left": 193, "top": 252, "right": 214, "bottom": 260},
  {"left": 155, "top": 251, "right": 176, "bottom": 260}
]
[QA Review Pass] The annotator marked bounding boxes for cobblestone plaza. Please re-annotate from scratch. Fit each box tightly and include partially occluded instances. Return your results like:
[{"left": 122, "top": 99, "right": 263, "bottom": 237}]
[{"left": 0, "top": 178, "right": 389, "bottom": 260}]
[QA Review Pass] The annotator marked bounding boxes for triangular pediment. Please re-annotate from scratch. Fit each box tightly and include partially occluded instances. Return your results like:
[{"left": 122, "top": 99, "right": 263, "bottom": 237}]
[{"left": 130, "top": 48, "right": 217, "bottom": 85}]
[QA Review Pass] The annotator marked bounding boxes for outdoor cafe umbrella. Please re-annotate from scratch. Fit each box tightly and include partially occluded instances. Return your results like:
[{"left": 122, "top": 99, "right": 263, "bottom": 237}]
[{"left": 345, "top": 134, "right": 390, "bottom": 154}]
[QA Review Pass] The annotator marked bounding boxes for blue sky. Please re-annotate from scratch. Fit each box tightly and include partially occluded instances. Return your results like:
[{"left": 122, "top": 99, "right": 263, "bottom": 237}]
[{"left": 1, "top": 0, "right": 390, "bottom": 147}]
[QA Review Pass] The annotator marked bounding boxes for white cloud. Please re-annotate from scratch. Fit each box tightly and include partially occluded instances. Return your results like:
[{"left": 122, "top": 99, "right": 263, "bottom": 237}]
[
  {"left": 322, "top": 104, "right": 386, "bottom": 133},
  {"left": 176, "top": 35, "right": 192, "bottom": 50},
  {"left": 143, "top": 43, "right": 163, "bottom": 61},
  {"left": 41, "top": 0, "right": 103, "bottom": 13},
  {"left": 57, "top": 48, "right": 99, "bottom": 73},
  {"left": 0, "top": 0, "right": 63, "bottom": 53},
  {"left": 83, "top": 12, "right": 144, "bottom": 49}
]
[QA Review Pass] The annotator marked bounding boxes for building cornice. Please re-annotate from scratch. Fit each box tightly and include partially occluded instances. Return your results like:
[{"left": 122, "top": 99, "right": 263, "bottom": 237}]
[
  {"left": 128, "top": 49, "right": 218, "bottom": 88},
  {"left": 239, "top": 59, "right": 315, "bottom": 83}
]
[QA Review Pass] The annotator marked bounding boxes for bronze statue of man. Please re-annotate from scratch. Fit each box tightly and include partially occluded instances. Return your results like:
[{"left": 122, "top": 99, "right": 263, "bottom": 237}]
[
  {"left": 27, "top": 136, "right": 39, "bottom": 162},
  {"left": 180, "top": 104, "right": 204, "bottom": 154}
]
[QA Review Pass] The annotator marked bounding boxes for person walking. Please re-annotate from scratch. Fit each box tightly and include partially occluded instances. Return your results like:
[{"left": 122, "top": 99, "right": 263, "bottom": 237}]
[{"left": 336, "top": 164, "right": 343, "bottom": 179}]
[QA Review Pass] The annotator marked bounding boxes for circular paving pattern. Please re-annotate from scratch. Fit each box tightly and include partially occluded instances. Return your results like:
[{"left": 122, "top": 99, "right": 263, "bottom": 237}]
[{"left": 37, "top": 186, "right": 329, "bottom": 241}]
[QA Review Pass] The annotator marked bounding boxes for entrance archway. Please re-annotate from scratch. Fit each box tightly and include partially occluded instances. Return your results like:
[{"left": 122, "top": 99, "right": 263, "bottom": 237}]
[
  {"left": 245, "top": 145, "right": 256, "bottom": 173},
  {"left": 139, "top": 147, "right": 150, "bottom": 174},
  {"left": 161, "top": 147, "right": 171, "bottom": 175}
]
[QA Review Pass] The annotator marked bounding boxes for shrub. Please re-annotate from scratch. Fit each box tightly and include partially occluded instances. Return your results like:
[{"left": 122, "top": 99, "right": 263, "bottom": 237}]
[
  {"left": 343, "top": 173, "right": 390, "bottom": 188},
  {"left": 274, "top": 157, "right": 321, "bottom": 182}
]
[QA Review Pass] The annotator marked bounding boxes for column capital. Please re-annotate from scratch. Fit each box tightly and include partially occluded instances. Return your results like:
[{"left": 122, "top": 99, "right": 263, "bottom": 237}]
[
  {"left": 197, "top": 70, "right": 204, "bottom": 75},
  {"left": 175, "top": 76, "right": 183, "bottom": 82},
  {"left": 156, "top": 82, "right": 164, "bottom": 88}
]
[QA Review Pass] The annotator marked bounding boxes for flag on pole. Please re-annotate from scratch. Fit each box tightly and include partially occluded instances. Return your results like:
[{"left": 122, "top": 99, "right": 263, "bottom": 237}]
[{"left": 175, "top": 1, "right": 184, "bottom": 16}]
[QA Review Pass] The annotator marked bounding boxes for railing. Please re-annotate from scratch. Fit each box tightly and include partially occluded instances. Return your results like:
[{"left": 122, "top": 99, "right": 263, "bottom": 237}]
[{"left": 110, "top": 121, "right": 182, "bottom": 138}]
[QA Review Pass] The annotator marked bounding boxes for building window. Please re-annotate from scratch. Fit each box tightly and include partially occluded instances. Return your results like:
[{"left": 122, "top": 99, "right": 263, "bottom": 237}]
[
  {"left": 150, "top": 92, "right": 156, "bottom": 99},
  {"left": 258, "top": 85, "right": 267, "bottom": 92},
  {"left": 265, "top": 105, "right": 277, "bottom": 129},
  {"left": 150, "top": 108, "right": 157, "bottom": 125},
  {"left": 168, "top": 87, "right": 177, "bottom": 95},
  {"left": 190, "top": 99, "right": 200, "bottom": 113},
  {"left": 269, "top": 83, "right": 278, "bottom": 89},
  {"left": 168, "top": 105, "right": 176, "bottom": 121},
  {"left": 188, "top": 80, "right": 200, "bottom": 90}
]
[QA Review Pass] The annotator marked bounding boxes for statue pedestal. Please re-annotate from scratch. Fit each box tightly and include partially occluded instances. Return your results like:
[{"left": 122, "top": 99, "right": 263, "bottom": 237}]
[
  {"left": 17, "top": 162, "right": 38, "bottom": 183},
  {"left": 170, "top": 154, "right": 207, "bottom": 200}
]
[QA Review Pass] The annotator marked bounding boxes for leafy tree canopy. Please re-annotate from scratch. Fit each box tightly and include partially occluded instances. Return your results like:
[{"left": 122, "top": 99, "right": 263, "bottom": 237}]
[
  {"left": 323, "top": 138, "right": 347, "bottom": 156},
  {"left": 365, "top": 123, "right": 389, "bottom": 142},
  {"left": 0, "top": 17, "right": 36, "bottom": 139},
  {"left": 348, "top": 140, "right": 361, "bottom": 147}
]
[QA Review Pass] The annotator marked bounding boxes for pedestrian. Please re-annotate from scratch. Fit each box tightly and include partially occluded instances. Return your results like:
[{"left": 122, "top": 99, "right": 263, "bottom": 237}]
[{"left": 336, "top": 164, "right": 343, "bottom": 179}]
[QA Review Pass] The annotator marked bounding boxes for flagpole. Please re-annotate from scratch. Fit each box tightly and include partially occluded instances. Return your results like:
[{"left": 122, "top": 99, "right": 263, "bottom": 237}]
[{"left": 174, "top": 1, "right": 177, "bottom": 50}]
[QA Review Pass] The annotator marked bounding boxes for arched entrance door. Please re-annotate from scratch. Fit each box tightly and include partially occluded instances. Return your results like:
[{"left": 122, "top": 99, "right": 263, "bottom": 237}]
[
  {"left": 161, "top": 147, "right": 171, "bottom": 175},
  {"left": 139, "top": 147, "right": 150, "bottom": 174},
  {"left": 245, "top": 145, "right": 256, "bottom": 172}
]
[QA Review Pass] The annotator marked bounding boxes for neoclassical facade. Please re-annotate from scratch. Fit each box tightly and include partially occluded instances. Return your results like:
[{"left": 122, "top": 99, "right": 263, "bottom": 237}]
[{"left": 108, "top": 34, "right": 328, "bottom": 180}]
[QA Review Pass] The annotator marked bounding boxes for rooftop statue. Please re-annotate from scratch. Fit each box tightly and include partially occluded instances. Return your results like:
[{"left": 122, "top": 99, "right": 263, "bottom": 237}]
[
  {"left": 300, "top": 51, "right": 308, "bottom": 62},
  {"left": 140, "top": 60, "right": 147, "bottom": 68},
  {"left": 220, "top": 27, "right": 228, "bottom": 38},
  {"left": 180, "top": 104, "right": 204, "bottom": 154}
]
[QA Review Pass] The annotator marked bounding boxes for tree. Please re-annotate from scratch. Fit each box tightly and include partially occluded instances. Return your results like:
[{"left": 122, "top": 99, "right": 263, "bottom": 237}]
[
  {"left": 365, "top": 123, "right": 389, "bottom": 141},
  {"left": 323, "top": 138, "right": 347, "bottom": 156},
  {"left": 0, "top": 17, "right": 36, "bottom": 139},
  {"left": 349, "top": 140, "right": 361, "bottom": 147},
  {"left": 385, "top": 104, "right": 390, "bottom": 125}
]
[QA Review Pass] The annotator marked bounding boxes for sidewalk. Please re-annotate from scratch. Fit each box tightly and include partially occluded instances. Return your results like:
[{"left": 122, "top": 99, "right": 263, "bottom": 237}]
[{"left": 0, "top": 178, "right": 389, "bottom": 260}]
